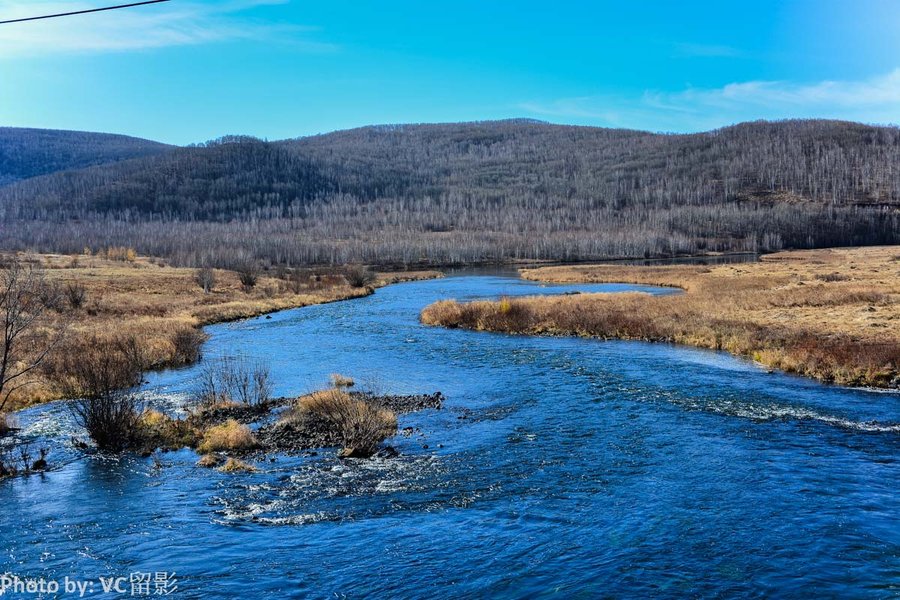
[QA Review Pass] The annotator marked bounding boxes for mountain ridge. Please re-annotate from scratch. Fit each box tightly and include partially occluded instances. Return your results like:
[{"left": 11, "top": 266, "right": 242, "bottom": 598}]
[
  {"left": 0, "top": 127, "right": 171, "bottom": 186},
  {"left": 1, "top": 118, "right": 897, "bottom": 267}
]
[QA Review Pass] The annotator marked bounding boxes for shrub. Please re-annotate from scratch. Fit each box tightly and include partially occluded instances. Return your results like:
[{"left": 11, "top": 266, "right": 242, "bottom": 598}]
[
  {"left": 0, "top": 443, "right": 45, "bottom": 477},
  {"left": 297, "top": 389, "right": 396, "bottom": 458},
  {"left": 815, "top": 272, "right": 850, "bottom": 282},
  {"left": 38, "top": 280, "right": 65, "bottom": 311},
  {"left": 237, "top": 266, "right": 258, "bottom": 291},
  {"left": 195, "top": 267, "right": 216, "bottom": 293},
  {"left": 71, "top": 393, "right": 143, "bottom": 452},
  {"left": 54, "top": 336, "right": 145, "bottom": 397},
  {"left": 65, "top": 282, "right": 87, "bottom": 309},
  {"left": 60, "top": 336, "right": 147, "bottom": 452},
  {"left": 171, "top": 328, "right": 206, "bottom": 365},
  {"left": 195, "top": 356, "right": 272, "bottom": 407},
  {"left": 198, "top": 419, "right": 258, "bottom": 453},
  {"left": 344, "top": 265, "right": 376, "bottom": 288}
]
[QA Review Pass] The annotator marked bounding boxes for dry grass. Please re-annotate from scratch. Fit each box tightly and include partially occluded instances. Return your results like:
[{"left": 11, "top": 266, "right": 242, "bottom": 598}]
[
  {"left": 197, "top": 419, "right": 258, "bottom": 453},
  {"left": 196, "top": 453, "right": 222, "bottom": 468},
  {"left": 422, "top": 247, "right": 900, "bottom": 388},
  {"left": 136, "top": 409, "right": 201, "bottom": 451},
  {"left": 330, "top": 374, "right": 355, "bottom": 388},
  {"left": 294, "top": 388, "right": 397, "bottom": 457},
  {"left": 218, "top": 457, "right": 258, "bottom": 473},
  {"left": 2, "top": 251, "right": 440, "bottom": 410}
]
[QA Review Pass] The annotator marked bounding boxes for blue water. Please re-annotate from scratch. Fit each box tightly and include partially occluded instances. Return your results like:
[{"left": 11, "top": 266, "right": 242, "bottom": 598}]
[{"left": 2, "top": 274, "right": 899, "bottom": 598}]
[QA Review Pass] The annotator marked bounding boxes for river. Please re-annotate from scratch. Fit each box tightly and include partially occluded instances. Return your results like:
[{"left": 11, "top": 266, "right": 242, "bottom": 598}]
[{"left": 2, "top": 273, "right": 898, "bottom": 598}]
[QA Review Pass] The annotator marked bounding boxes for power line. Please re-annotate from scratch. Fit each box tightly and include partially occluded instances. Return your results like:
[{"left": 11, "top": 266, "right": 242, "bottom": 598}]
[{"left": 0, "top": 0, "right": 171, "bottom": 25}]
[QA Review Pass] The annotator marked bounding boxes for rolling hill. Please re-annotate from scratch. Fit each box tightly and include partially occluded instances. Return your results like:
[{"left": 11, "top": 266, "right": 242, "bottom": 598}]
[
  {"left": 1, "top": 119, "right": 897, "bottom": 267},
  {"left": 0, "top": 127, "right": 171, "bottom": 186}
]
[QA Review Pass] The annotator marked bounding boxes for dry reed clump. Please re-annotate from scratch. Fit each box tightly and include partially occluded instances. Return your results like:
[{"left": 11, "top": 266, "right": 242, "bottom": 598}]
[
  {"left": 295, "top": 388, "right": 397, "bottom": 458},
  {"left": 424, "top": 247, "right": 900, "bottom": 388},
  {"left": 196, "top": 453, "right": 222, "bottom": 468},
  {"left": 330, "top": 374, "right": 355, "bottom": 388},
  {"left": 218, "top": 457, "right": 257, "bottom": 473},
  {"left": 197, "top": 419, "right": 258, "bottom": 454}
]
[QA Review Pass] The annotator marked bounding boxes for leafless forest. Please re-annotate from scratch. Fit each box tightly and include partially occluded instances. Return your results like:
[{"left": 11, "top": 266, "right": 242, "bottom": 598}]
[{"left": 1, "top": 119, "right": 898, "bottom": 267}]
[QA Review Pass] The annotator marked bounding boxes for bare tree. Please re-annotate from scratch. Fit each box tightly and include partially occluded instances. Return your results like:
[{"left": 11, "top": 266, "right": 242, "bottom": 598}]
[{"left": 0, "top": 257, "right": 63, "bottom": 415}]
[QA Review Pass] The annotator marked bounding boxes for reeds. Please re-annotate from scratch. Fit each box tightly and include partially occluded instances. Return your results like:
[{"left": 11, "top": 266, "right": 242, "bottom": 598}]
[
  {"left": 293, "top": 388, "right": 397, "bottom": 457},
  {"left": 197, "top": 419, "right": 258, "bottom": 453}
]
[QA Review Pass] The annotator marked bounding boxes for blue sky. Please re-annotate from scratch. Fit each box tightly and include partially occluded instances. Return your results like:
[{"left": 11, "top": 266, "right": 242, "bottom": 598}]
[{"left": 1, "top": 0, "right": 899, "bottom": 144}]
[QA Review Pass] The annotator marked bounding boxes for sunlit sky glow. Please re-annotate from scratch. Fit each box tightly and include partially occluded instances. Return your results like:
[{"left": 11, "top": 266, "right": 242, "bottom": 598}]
[{"left": 1, "top": 0, "right": 898, "bottom": 144}]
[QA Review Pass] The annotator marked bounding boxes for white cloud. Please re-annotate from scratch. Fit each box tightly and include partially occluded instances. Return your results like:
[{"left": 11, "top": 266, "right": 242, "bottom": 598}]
[
  {"left": 0, "top": 0, "right": 336, "bottom": 57},
  {"left": 519, "top": 69, "right": 900, "bottom": 132}
]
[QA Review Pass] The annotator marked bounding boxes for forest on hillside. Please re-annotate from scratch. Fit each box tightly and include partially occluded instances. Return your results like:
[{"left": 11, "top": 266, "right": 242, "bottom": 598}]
[
  {"left": 1, "top": 119, "right": 898, "bottom": 267},
  {"left": 0, "top": 128, "right": 170, "bottom": 186}
]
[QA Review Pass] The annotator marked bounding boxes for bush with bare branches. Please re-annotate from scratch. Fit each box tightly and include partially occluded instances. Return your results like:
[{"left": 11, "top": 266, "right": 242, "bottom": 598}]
[
  {"left": 65, "top": 282, "right": 87, "bottom": 309},
  {"left": 237, "top": 266, "right": 258, "bottom": 292},
  {"left": 344, "top": 265, "right": 376, "bottom": 288},
  {"left": 171, "top": 328, "right": 207, "bottom": 365},
  {"left": 195, "top": 356, "right": 272, "bottom": 408},
  {"left": 195, "top": 267, "right": 216, "bottom": 293},
  {"left": 59, "top": 336, "right": 146, "bottom": 452}
]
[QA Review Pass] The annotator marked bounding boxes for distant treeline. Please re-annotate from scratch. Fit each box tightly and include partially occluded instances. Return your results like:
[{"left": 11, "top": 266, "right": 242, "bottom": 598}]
[{"left": 1, "top": 119, "right": 898, "bottom": 267}]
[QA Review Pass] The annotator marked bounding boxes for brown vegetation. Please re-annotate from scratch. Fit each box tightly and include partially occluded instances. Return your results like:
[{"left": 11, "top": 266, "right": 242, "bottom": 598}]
[
  {"left": 138, "top": 410, "right": 201, "bottom": 452},
  {"left": 197, "top": 419, "right": 258, "bottom": 454},
  {"left": 196, "top": 453, "right": 222, "bottom": 468},
  {"left": 218, "top": 457, "right": 258, "bottom": 473},
  {"left": 61, "top": 336, "right": 147, "bottom": 452},
  {"left": 421, "top": 247, "right": 900, "bottom": 388},
  {"left": 284, "top": 388, "right": 397, "bottom": 458},
  {"left": 0, "top": 251, "right": 439, "bottom": 410},
  {"left": 330, "top": 373, "right": 355, "bottom": 388}
]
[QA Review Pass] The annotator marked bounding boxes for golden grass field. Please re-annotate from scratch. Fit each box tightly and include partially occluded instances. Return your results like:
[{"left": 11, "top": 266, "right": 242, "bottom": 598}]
[
  {"left": 421, "top": 247, "right": 900, "bottom": 388},
  {"left": 8, "top": 252, "right": 440, "bottom": 410}
]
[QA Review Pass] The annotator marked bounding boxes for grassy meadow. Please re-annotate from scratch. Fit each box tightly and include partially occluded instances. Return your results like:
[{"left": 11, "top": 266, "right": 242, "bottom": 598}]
[
  {"left": 421, "top": 247, "right": 900, "bottom": 388},
  {"left": 6, "top": 251, "right": 439, "bottom": 410}
]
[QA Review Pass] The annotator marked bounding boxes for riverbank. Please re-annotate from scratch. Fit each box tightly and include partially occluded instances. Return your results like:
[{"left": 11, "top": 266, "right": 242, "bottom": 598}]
[
  {"left": 421, "top": 247, "right": 900, "bottom": 388},
  {"left": 5, "top": 252, "right": 441, "bottom": 410}
]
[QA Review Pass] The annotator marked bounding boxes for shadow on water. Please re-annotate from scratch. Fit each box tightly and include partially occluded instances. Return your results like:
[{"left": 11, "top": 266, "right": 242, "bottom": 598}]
[{"left": 1, "top": 271, "right": 898, "bottom": 598}]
